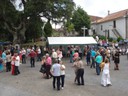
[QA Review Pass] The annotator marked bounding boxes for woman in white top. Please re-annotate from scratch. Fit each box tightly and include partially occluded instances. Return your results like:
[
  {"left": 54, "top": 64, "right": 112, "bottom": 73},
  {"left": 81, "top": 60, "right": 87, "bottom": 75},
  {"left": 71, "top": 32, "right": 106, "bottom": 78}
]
[
  {"left": 14, "top": 52, "right": 20, "bottom": 75},
  {"left": 59, "top": 60, "right": 66, "bottom": 89},
  {"left": 101, "top": 58, "right": 112, "bottom": 87}
]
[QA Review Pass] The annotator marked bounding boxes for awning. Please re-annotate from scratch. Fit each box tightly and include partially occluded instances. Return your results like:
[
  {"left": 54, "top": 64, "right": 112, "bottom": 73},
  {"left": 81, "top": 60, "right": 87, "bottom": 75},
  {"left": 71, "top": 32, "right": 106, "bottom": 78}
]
[{"left": 48, "top": 37, "right": 97, "bottom": 45}]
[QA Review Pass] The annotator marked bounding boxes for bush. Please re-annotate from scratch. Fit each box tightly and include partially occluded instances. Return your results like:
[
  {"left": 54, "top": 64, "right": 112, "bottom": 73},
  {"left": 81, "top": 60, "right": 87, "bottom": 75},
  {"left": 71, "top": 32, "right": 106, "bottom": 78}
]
[
  {"left": 117, "top": 37, "right": 123, "bottom": 42},
  {"left": 99, "top": 35, "right": 106, "bottom": 40},
  {"left": 108, "top": 37, "right": 113, "bottom": 42},
  {"left": 113, "top": 40, "right": 117, "bottom": 43}
]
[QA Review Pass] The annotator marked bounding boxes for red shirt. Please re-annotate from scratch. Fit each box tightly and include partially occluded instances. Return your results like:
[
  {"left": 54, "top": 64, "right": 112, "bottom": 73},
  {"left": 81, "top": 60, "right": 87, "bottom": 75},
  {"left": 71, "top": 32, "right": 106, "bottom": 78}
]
[{"left": 29, "top": 51, "right": 36, "bottom": 58}]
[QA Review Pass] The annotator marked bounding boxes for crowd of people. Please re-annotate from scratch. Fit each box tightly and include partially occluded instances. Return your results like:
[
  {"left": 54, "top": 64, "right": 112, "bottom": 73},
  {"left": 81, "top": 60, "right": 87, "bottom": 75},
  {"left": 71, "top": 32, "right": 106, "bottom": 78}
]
[{"left": 0, "top": 43, "right": 125, "bottom": 91}]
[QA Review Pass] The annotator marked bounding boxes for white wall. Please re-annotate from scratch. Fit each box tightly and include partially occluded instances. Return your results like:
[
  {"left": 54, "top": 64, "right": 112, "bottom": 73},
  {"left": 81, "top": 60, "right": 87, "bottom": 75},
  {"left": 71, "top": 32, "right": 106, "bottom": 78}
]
[
  {"left": 92, "top": 17, "right": 126, "bottom": 39},
  {"left": 116, "top": 18, "right": 126, "bottom": 38}
]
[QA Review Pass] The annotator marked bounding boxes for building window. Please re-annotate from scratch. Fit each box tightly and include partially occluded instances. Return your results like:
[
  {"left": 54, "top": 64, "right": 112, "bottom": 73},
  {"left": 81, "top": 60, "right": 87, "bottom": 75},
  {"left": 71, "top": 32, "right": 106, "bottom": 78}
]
[
  {"left": 113, "top": 20, "right": 116, "bottom": 28},
  {"left": 101, "top": 25, "right": 103, "bottom": 30},
  {"left": 93, "top": 29, "right": 96, "bottom": 34}
]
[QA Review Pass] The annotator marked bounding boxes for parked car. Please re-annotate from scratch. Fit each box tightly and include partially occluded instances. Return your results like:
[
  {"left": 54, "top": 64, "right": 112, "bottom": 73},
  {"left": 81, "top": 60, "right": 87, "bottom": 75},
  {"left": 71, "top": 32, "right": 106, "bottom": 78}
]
[
  {"left": 124, "top": 39, "right": 128, "bottom": 44},
  {"left": 118, "top": 40, "right": 124, "bottom": 45}
]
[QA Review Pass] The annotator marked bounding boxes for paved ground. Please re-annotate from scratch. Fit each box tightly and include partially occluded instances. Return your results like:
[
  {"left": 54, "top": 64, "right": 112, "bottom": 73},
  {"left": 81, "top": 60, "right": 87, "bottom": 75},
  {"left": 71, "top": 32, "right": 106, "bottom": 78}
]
[{"left": 0, "top": 55, "right": 128, "bottom": 96}]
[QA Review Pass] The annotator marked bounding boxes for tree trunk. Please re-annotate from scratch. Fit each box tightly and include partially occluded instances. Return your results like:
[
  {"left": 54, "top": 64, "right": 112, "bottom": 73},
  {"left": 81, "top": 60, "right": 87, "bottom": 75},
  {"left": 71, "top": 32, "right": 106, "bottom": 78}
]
[
  {"left": 13, "top": 32, "right": 18, "bottom": 44},
  {"left": 19, "top": 30, "right": 26, "bottom": 43},
  {"left": 4, "top": 22, "right": 23, "bottom": 44},
  {"left": 19, "top": 22, "right": 26, "bottom": 43}
]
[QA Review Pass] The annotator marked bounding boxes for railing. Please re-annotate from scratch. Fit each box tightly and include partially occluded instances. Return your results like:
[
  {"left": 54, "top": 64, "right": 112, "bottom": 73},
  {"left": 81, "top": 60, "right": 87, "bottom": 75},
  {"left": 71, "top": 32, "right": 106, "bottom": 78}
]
[{"left": 112, "top": 28, "right": 123, "bottom": 38}]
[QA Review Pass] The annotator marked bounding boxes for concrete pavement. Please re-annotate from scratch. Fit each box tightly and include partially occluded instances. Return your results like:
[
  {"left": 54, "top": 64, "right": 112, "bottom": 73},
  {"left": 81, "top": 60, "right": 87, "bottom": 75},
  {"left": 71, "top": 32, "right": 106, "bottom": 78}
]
[{"left": 0, "top": 55, "right": 128, "bottom": 96}]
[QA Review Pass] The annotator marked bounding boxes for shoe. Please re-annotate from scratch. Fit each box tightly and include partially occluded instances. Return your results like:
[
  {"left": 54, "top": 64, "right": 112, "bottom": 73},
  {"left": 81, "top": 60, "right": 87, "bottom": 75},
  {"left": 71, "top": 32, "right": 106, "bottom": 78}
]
[
  {"left": 46, "top": 77, "right": 49, "bottom": 79},
  {"left": 81, "top": 84, "right": 84, "bottom": 85},
  {"left": 77, "top": 83, "right": 81, "bottom": 86},
  {"left": 57, "top": 88, "right": 60, "bottom": 91},
  {"left": 107, "top": 84, "right": 112, "bottom": 86}
]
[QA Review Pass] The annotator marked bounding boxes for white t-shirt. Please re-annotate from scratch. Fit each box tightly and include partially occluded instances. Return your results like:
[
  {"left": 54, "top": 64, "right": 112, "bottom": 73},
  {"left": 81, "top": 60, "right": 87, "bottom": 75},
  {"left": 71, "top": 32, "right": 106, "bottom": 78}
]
[
  {"left": 52, "top": 51, "right": 58, "bottom": 58},
  {"left": 22, "top": 49, "right": 26, "bottom": 55},
  {"left": 15, "top": 56, "right": 20, "bottom": 66},
  {"left": 60, "top": 65, "right": 66, "bottom": 75},
  {"left": 37, "top": 48, "right": 41, "bottom": 54}
]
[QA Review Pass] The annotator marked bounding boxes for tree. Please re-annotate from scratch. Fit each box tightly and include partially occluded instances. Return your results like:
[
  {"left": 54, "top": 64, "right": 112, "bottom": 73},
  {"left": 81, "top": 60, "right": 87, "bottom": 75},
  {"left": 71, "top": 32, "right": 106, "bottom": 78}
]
[
  {"left": 0, "top": 0, "right": 75, "bottom": 44},
  {"left": 44, "top": 19, "right": 52, "bottom": 38},
  {"left": 25, "top": 16, "right": 44, "bottom": 42},
  {"left": 72, "top": 7, "right": 91, "bottom": 36},
  {"left": 64, "top": 20, "right": 74, "bottom": 35}
]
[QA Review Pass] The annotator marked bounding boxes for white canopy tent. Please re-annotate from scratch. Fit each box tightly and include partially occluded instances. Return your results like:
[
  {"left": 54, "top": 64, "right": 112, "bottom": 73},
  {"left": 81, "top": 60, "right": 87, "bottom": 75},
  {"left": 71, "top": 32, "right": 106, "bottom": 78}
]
[{"left": 48, "top": 37, "right": 97, "bottom": 45}]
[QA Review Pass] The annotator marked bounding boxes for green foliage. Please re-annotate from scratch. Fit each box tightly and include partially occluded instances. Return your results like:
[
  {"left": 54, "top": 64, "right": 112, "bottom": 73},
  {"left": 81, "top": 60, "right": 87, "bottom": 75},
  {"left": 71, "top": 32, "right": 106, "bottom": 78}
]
[
  {"left": 52, "top": 29, "right": 60, "bottom": 36},
  {"left": 71, "top": 7, "right": 91, "bottom": 35},
  {"left": 113, "top": 40, "right": 117, "bottom": 43},
  {"left": 65, "top": 20, "right": 74, "bottom": 33},
  {"left": 117, "top": 37, "right": 123, "bottom": 42},
  {"left": 99, "top": 35, "right": 106, "bottom": 40},
  {"left": 108, "top": 37, "right": 113, "bottom": 42},
  {"left": 26, "top": 16, "right": 43, "bottom": 42},
  {"left": 44, "top": 20, "right": 53, "bottom": 38},
  {"left": 0, "top": 0, "right": 75, "bottom": 43}
]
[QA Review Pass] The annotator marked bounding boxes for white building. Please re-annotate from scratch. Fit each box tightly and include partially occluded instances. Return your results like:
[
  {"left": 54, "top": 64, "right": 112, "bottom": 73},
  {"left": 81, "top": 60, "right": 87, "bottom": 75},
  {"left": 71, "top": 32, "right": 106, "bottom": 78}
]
[{"left": 91, "top": 9, "right": 128, "bottom": 39}]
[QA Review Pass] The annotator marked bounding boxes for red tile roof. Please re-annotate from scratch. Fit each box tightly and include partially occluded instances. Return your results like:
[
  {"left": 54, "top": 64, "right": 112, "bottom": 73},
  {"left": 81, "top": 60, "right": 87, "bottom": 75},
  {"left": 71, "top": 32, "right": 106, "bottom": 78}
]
[
  {"left": 97, "top": 9, "right": 128, "bottom": 23},
  {"left": 89, "top": 15, "right": 103, "bottom": 23}
]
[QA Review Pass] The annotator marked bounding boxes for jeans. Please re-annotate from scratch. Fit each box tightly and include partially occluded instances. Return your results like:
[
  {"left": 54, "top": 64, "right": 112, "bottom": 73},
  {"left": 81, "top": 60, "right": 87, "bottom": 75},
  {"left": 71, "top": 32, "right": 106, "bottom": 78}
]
[
  {"left": 22, "top": 55, "right": 26, "bottom": 64},
  {"left": 37, "top": 54, "right": 42, "bottom": 61},
  {"left": 6, "top": 62, "right": 11, "bottom": 72},
  {"left": 96, "top": 62, "right": 100, "bottom": 75},
  {"left": 70, "top": 54, "right": 73, "bottom": 63},
  {"left": 60, "top": 75, "right": 65, "bottom": 87},
  {"left": 77, "top": 69, "right": 84, "bottom": 85},
  {"left": 14, "top": 66, "right": 20, "bottom": 75},
  {"left": 79, "top": 53, "right": 82, "bottom": 59},
  {"left": 90, "top": 57, "right": 95, "bottom": 68},
  {"left": 86, "top": 57, "right": 90, "bottom": 66},
  {"left": 30, "top": 57, "right": 35, "bottom": 67},
  {"left": 53, "top": 76, "right": 60, "bottom": 90}
]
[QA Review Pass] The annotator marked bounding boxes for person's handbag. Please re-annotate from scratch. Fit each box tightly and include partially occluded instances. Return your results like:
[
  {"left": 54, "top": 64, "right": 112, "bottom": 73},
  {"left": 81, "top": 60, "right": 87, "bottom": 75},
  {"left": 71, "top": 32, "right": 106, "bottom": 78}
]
[
  {"left": 39, "top": 65, "right": 46, "bottom": 73},
  {"left": 100, "top": 62, "right": 105, "bottom": 71}
]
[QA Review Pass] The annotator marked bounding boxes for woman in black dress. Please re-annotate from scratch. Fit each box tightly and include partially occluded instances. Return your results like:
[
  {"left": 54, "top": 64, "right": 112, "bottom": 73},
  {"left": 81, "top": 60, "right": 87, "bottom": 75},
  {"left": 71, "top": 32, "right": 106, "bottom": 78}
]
[{"left": 114, "top": 50, "right": 120, "bottom": 70}]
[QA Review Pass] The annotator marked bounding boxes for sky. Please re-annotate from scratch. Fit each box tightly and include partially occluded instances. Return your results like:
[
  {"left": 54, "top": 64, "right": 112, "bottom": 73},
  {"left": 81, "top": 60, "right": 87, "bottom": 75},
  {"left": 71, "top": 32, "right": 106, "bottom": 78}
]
[{"left": 73, "top": 0, "right": 128, "bottom": 17}]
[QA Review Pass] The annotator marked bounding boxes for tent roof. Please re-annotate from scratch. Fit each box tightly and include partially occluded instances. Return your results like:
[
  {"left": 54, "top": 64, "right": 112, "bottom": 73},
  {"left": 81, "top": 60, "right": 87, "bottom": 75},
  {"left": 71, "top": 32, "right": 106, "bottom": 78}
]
[{"left": 48, "top": 37, "right": 97, "bottom": 45}]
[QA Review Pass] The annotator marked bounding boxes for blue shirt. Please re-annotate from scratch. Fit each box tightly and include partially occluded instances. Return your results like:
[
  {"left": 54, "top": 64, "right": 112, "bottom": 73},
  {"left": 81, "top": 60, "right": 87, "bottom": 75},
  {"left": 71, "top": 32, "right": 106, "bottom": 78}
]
[
  {"left": 2, "top": 52, "right": 6, "bottom": 60},
  {"left": 95, "top": 55, "right": 102, "bottom": 64},
  {"left": 91, "top": 50, "right": 96, "bottom": 57}
]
